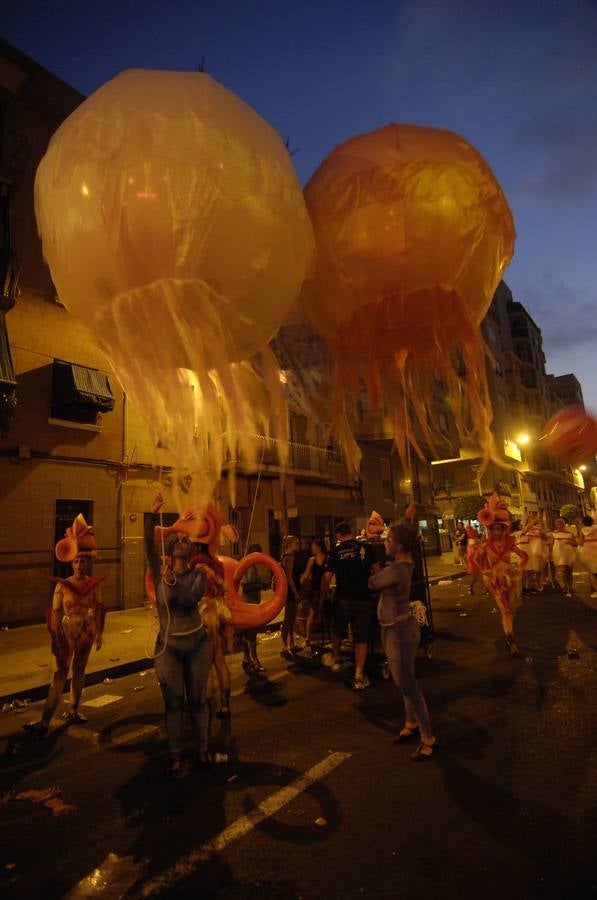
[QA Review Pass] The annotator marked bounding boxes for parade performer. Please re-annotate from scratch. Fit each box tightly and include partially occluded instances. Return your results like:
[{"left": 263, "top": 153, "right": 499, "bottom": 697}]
[
  {"left": 525, "top": 513, "right": 549, "bottom": 592},
  {"left": 240, "top": 544, "right": 267, "bottom": 674},
  {"left": 472, "top": 494, "right": 528, "bottom": 655},
  {"left": 549, "top": 518, "right": 577, "bottom": 597},
  {"left": 465, "top": 524, "right": 482, "bottom": 595},
  {"left": 190, "top": 539, "right": 233, "bottom": 719},
  {"left": 146, "top": 493, "right": 211, "bottom": 777},
  {"left": 368, "top": 523, "right": 437, "bottom": 760},
  {"left": 576, "top": 515, "right": 597, "bottom": 598},
  {"left": 23, "top": 515, "right": 106, "bottom": 738}
]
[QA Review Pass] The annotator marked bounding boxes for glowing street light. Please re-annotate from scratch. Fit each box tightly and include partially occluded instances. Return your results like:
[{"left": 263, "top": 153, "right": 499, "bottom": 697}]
[{"left": 517, "top": 432, "right": 530, "bottom": 446}]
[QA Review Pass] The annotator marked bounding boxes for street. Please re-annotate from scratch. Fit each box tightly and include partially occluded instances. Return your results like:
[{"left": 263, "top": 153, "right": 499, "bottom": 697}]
[{"left": 1, "top": 576, "right": 596, "bottom": 900}]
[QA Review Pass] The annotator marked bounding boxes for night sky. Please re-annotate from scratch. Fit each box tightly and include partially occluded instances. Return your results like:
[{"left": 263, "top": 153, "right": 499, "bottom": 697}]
[{"left": 4, "top": 0, "right": 597, "bottom": 408}]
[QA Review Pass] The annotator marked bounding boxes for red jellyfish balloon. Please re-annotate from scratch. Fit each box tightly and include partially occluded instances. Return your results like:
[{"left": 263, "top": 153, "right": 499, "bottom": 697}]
[
  {"left": 540, "top": 406, "right": 597, "bottom": 464},
  {"left": 300, "top": 124, "right": 515, "bottom": 472}
]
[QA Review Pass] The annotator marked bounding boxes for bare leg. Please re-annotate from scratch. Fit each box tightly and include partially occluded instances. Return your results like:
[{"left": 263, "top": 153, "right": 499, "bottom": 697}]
[
  {"left": 69, "top": 638, "right": 93, "bottom": 715},
  {"left": 354, "top": 641, "right": 368, "bottom": 678}
]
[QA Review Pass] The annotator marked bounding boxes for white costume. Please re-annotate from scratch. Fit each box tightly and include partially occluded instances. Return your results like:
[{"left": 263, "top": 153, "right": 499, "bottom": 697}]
[
  {"left": 551, "top": 528, "right": 576, "bottom": 567},
  {"left": 526, "top": 524, "right": 548, "bottom": 572},
  {"left": 579, "top": 524, "right": 597, "bottom": 574}
]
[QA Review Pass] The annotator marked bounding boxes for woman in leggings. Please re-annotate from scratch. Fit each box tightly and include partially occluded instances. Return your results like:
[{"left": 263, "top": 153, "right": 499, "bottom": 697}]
[
  {"left": 146, "top": 493, "right": 211, "bottom": 777},
  {"left": 368, "top": 523, "right": 437, "bottom": 761}
]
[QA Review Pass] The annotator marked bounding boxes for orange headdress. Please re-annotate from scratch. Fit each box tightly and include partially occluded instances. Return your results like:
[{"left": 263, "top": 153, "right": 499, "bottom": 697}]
[
  {"left": 153, "top": 503, "right": 239, "bottom": 556},
  {"left": 55, "top": 514, "right": 98, "bottom": 562},
  {"left": 478, "top": 493, "right": 510, "bottom": 530}
]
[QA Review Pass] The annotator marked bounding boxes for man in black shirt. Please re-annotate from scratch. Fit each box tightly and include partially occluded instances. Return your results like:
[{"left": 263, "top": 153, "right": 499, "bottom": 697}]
[{"left": 325, "top": 522, "right": 376, "bottom": 689}]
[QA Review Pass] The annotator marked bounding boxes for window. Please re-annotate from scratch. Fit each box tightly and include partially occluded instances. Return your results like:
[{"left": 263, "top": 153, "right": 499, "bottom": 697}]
[
  {"left": 380, "top": 457, "right": 394, "bottom": 501},
  {"left": 497, "top": 393, "right": 507, "bottom": 411},
  {"left": 485, "top": 324, "right": 497, "bottom": 344},
  {"left": 51, "top": 359, "right": 115, "bottom": 424},
  {"left": 495, "top": 359, "right": 503, "bottom": 376}
]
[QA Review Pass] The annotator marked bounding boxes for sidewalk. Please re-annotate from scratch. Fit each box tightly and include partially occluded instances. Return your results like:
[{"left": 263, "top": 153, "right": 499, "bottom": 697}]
[{"left": 0, "top": 552, "right": 465, "bottom": 706}]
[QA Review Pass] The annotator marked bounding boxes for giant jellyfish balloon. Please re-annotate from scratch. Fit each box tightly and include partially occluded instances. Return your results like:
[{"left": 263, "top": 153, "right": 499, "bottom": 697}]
[
  {"left": 299, "top": 124, "right": 515, "bottom": 472},
  {"left": 35, "top": 69, "right": 314, "bottom": 499}
]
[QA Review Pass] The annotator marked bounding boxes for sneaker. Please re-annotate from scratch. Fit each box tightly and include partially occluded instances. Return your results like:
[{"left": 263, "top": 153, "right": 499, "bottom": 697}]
[{"left": 353, "top": 675, "right": 371, "bottom": 690}]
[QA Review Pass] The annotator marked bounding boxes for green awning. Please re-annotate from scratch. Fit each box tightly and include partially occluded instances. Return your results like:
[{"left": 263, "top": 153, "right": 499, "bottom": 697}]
[
  {"left": 0, "top": 312, "right": 16, "bottom": 387},
  {"left": 52, "top": 359, "right": 115, "bottom": 418}
]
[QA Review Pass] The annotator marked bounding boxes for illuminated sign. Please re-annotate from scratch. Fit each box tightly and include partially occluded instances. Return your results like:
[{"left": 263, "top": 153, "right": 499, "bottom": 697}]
[{"left": 504, "top": 439, "right": 522, "bottom": 462}]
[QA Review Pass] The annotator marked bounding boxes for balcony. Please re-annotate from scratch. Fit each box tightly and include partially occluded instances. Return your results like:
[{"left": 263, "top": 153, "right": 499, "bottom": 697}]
[{"left": 224, "top": 434, "right": 350, "bottom": 482}]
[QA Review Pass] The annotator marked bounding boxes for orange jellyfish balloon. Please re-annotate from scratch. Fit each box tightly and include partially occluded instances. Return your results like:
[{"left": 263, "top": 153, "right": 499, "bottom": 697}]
[
  {"left": 35, "top": 69, "right": 314, "bottom": 499},
  {"left": 540, "top": 406, "right": 597, "bottom": 464},
  {"left": 300, "top": 124, "right": 515, "bottom": 471}
]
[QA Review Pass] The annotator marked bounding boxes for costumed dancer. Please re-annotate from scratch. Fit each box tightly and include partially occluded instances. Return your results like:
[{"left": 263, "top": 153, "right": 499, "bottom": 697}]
[
  {"left": 190, "top": 537, "right": 234, "bottom": 719},
  {"left": 368, "top": 523, "right": 437, "bottom": 760},
  {"left": 549, "top": 518, "right": 577, "bottom": 598},
  {"left": 465, "top": 524, "right": 482, "bottom": 595},
  {"left": 472, "top": 494, "right": 528, "bottom": 655},
  {"left": 576, "top": 515, "right": 597, "bottom": 598},
  {"left": 23, "top": 515, "right": 106, "bottom": 738},
  {"left": 525, "top": 513, "right": 549, "bottom": 592},
  {"left": 147, "top": 493, "right": 211, "bottom": 777}
]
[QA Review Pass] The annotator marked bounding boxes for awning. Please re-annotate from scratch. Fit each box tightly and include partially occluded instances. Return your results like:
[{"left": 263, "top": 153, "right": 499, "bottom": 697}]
[
  {"left": 0, "top": 312, "right": 16, "bottom": 387},
  {"left": 52, "top": 359, "right": 115, "bottom": 417}
]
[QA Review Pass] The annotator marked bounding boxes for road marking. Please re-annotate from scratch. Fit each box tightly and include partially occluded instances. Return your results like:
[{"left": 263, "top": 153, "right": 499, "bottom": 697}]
[{"left": 138, "top": 751, "right": 351, "bottom": 898}]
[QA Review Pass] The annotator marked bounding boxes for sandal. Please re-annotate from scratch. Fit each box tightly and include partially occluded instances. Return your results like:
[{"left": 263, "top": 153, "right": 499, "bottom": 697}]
[
  {"left": 394, "top": 725, "right": 420, "bottom": 744},
  {"left": 411, "top": 741, "right": 439, "bottom": 762}
]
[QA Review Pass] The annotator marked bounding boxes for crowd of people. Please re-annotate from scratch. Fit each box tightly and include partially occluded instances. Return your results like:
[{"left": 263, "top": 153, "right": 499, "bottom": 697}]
[{"left": 21, "top": 494, "right": 596, "bottom": 777}]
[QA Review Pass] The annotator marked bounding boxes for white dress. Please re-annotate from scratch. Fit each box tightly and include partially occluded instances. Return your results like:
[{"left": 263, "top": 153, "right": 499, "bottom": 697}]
[
  {"left": 526, "top": 526, "right": 548, "bottom": 572},
  {"left": 550, "top": 528, "right": 577, "bottom": 567},
  {"left": 579, "top": 525, "right": 597, "bottom": 574},
  {"left": 513, "top": 530, "right": 530, "bottom": 569}
]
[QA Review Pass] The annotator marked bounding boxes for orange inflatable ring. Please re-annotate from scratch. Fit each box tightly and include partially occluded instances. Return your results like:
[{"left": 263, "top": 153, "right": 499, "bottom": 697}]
[{"left": 220, "top": 553, "right": 287, "bottom": 629}]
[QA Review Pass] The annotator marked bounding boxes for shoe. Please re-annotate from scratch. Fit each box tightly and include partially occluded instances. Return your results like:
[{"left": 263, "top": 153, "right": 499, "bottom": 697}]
[
  {"left": 505, "top": 636, "right": 520, "bottom": 657},
  {"left": 331, "top": 660, "right": 342, "bottom": 672},
  {"left": 216, "top": 707, "right": 231, "bottom": 720},
  {"left": 565, "top": 592, "right": 572, "bottom": 598},
  {"left": 280, "top": 649, "right": 293, "bottom": 660},
  {"left": 253, "top": 660, "right": 266, "bottom": 673},
  {"left": 241, "top": 659, "right": 254, "bottom": 673},
  {"left": 353, "top": 675, "right": 371, "bottom": 690},
  {"left": 290, "top": 646, "right": 301, "bottom": 655},
  {"left": 394, "top": 725, "right": 420, "bottom": 744},
  {"left": 411, "top": 741, "right": 439, "bottom": 761},
  {"left": 62, "top": 710, "right": 88, "bottom": 724},
  {"left": 22, "top": 721, "right": 48, "bottom": 739}
]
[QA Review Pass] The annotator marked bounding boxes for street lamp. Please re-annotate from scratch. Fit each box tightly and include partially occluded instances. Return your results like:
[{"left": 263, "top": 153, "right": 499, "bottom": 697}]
[{"left": 516, "top": 432, "right": 530, "bottom": 446}]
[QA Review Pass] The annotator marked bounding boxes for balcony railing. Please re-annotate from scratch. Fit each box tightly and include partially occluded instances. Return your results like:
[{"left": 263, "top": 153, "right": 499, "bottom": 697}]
[{"left": 224, "top": 434, "right": 349, "bottom": 481}]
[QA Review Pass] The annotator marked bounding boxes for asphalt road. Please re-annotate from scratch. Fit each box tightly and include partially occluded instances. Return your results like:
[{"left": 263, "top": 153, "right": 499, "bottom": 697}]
[{"left": 1, "top": 576, "right": 596, "bottom": 900}]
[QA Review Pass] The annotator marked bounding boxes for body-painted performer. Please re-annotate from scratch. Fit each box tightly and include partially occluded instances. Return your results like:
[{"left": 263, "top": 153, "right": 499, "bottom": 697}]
[
  {"left": 147, "top": 493, "right": 211, "bottom": 777},
  {"left": 472, "top": 494, "right": 528, "bottom": 656},
  {"left": 23, "top": 515, "right": 106, "bottom": 738}
]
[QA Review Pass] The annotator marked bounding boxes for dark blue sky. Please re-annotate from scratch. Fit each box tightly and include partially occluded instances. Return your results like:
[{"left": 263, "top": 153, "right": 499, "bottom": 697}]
[{"left": 4, "top": 0, "right": 597, "bottom": 408}]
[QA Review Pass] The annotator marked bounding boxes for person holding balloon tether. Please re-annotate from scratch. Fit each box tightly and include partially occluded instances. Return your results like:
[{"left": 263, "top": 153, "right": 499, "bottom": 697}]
[{"left": 146, "top": 492, "right": 211, "bottom": 778}]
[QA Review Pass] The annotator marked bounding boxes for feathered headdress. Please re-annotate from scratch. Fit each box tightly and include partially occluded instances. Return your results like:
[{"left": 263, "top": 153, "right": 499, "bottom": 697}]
[
  {"left": 55, "top": 514, "right": 97, "bottom": 562},
  {"left": 478, "top": 493, "right": 510, "bottom": 530},
  {"left": 154, "top": 503, "right": 239, "bottom": 555}
]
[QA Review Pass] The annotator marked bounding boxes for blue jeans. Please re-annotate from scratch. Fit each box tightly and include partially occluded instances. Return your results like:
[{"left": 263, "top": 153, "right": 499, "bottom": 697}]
[{"left": 382, "top": 616, "right": 433, "bottom": 740}]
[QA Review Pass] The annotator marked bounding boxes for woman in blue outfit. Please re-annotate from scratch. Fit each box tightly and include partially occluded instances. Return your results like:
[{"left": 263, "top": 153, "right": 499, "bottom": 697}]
[
  {"left": 368, "top": 523, "right": 437, "bottom": 761},
  {"left": 146, "top": 492, "right": 211, "bottom": 777}
]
